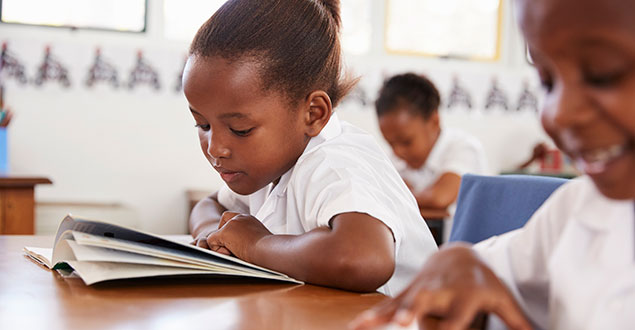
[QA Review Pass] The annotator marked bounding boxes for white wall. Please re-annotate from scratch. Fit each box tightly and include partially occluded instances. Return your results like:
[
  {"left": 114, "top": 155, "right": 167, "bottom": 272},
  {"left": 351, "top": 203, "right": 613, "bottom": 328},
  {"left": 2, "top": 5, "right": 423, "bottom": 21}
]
[{"left": 0, "top": 0, "right": 550, "bottom": 234}]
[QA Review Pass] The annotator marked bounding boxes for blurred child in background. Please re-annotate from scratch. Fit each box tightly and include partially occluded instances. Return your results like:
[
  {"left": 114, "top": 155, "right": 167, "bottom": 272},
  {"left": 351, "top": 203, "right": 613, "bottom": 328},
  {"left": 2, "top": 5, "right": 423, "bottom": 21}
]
[{"left": 375, "top": 73, "right": 488, "bottom": 242}]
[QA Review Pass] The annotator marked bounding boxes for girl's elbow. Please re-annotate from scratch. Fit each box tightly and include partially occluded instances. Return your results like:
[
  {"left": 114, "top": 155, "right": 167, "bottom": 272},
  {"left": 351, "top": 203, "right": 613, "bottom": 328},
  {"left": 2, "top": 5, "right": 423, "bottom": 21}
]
[{"left": 334, "top": 252, "right": 395, "bottom": 292}]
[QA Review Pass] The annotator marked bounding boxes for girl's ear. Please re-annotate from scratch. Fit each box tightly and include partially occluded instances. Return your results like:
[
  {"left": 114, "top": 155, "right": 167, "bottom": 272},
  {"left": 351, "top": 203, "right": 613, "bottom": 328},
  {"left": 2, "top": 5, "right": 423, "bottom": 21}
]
[
  {"left": 426, "top": 111, "right": 441, "bottom": 132},
  {"left": 304, "top": 90, "right": 333, "bottom": 137}
]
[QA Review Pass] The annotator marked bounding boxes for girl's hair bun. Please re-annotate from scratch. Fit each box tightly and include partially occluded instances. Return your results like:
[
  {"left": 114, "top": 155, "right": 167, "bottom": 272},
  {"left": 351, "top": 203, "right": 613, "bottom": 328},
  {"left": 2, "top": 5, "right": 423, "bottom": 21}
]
[{"left": 317, "top": 0, "right": 341, "bottom": 28}]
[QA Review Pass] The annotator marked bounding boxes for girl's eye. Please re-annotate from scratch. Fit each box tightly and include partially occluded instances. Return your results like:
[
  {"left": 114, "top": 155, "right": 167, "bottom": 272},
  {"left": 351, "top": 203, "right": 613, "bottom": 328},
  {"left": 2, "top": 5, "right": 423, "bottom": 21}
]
[
  {"left": 540, "top": 78, "right": 554, "bottom": 93},
  {"left": 536, "top": 68, "right": 554, "bottom": 93},
  {"left": 195, "top": 124, "right": 210, "bottom": 131},
  {"left": 584, "top": 71, "right": 624, "bottom": 88},
  {"left": 230, "top": 128, "right": 253, "bottom": 137}
]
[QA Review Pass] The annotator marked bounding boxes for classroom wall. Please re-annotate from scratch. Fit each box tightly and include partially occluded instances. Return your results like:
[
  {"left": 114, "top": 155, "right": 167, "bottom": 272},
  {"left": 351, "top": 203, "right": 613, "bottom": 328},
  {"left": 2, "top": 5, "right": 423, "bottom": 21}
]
[{"left": 0, "top": 0, "right": 550, "bottom": 234}]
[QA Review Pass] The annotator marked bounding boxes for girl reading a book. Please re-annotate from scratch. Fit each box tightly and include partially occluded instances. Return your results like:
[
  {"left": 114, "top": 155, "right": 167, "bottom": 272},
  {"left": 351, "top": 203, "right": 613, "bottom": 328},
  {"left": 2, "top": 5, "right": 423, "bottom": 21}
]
[
  {"left": 184, "top": 0, "right": 437, "bottom": 294},
  {"left": 351, "top": 0, "right": 635, "bottom": 328}
]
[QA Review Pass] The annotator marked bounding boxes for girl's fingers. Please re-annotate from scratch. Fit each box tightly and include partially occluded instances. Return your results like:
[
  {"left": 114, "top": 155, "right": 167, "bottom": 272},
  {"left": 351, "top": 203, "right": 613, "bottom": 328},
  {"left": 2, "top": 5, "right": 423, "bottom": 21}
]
[
  {"left": 489, "top": 295, "right": 532, "bottom": 330},
  {"left": 214, "top": 246, "right": 232, "bottom": 255},
  {"left": 195, "top": 238, "right": 209, "bottom": 249},
  {"left": 219, "top": 211, "right": 239, "bottom": 229}
]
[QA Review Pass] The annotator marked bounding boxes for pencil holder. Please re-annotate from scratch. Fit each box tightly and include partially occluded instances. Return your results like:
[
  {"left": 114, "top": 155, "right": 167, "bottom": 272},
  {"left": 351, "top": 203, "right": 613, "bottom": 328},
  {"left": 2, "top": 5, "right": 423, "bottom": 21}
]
[{"left": 0, "top": 127, "right": 8, "bottom": 173}]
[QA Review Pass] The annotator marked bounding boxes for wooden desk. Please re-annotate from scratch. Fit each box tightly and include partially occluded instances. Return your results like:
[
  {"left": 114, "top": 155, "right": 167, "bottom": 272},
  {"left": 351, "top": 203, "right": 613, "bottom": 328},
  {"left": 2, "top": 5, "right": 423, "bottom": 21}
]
[
  {"left": 0, "top": 176, "right": 52, "bottom": 234},
  {"left": 0, "top": 235, "right": 386, "bottom": 329}
]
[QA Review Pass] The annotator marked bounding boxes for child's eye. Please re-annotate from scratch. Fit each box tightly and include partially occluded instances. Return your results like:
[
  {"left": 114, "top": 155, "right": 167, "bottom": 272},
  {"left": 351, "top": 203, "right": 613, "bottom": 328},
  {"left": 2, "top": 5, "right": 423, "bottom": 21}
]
[
  {"left": 536, "top": 68, "right": 554, "bottom": 93},
  {"left": 539, "top": 78, "right": 554, "bottom": 93},
  {"left": 195, "top": 124, "right": 210, "bottom": 131},
  {"left": 584, "top": 71, "right": 624, "bottom": 88},
  {"left": 230, "top": 128, "right": 253, "bottom": 137}
]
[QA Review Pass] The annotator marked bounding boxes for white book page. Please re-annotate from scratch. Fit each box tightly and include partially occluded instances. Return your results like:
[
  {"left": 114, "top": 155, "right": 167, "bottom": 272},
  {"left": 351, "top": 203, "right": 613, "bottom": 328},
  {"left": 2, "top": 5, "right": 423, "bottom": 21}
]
[
  {"left": 65, "top": 261, "right": 301, "bottom": 286},
  {"left": 71, "top": 231, "right": 277, "bottom": 277},
  {"left": 66, "top": 239, "right": 227, "bottom": 271},
  {"left": 23, "top": 247, "right": 53, "bottom": 269}
]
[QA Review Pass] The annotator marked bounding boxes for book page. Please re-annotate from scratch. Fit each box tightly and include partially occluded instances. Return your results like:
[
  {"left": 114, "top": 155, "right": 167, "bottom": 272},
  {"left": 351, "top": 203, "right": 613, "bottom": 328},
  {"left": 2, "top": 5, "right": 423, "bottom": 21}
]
[
  {"left": 66, "top": 260, "right": 300, "bottom": 286},
  {"left": 66, "top": 239, "right": 226, "bottom": 271},
  {"left": 23, "top": 247, "right": 53, "bottom": 269},
  {"left": 70, "top": 231, "right": 287, "bottom": 278},
  {"left": 54, "top": 215, "right": 287, "bottom": 276}
]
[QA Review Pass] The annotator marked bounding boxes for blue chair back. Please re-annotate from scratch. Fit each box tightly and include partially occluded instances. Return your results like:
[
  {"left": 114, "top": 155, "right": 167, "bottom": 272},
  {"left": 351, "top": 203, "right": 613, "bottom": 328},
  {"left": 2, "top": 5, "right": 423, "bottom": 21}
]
[{"left": 449, "top": 174, "right": 568, "bottom": 244}]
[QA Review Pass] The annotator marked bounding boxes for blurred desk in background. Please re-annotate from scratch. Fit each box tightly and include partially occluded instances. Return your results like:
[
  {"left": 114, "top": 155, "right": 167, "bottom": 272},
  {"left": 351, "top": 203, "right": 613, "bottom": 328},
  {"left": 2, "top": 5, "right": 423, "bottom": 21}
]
[
  {"left": 0, "top": 176, "right": 52, "bottom": 234},
  {"left": 501, "top": 170, "right": 578, "bottom": 179},
  {"left": 421, "top": 208, "right": 450, "bottom": 247}
]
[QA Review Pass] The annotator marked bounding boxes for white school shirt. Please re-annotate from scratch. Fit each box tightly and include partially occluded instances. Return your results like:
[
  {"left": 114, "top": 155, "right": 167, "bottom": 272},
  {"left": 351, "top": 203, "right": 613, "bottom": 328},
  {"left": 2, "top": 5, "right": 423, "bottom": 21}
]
[
  {"left": 217, "top": 113, "right": 438, "bottom": 296},
  {"left": 394, "top": 128, "right": 488, "bottom": 241},
  {"left": 474, "top": 176, "right": 635, "bottom": 330}
]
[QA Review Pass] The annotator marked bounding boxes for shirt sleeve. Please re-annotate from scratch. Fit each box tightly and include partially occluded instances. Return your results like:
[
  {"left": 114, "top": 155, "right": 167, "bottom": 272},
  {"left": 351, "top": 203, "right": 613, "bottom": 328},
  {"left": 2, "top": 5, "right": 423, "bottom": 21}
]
[
  {"left": 216, "top": 183, "right": 250, "bottom": 214},
  {"left": 473, "top": 180, "right": 578, "bottom": 329},
  {"left": 297, "top": 158, "right": 406, "bottom": 252}
]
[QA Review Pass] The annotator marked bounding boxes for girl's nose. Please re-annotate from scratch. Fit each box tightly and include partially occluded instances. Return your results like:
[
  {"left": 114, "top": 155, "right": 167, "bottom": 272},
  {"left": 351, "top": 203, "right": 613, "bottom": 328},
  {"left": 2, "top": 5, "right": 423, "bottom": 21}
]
[
  {"left": 207, "top": 132, "right": 231, "bottom": 160},
  {"left": 542, "top": 82, "right": 595, "bottom": 131}
]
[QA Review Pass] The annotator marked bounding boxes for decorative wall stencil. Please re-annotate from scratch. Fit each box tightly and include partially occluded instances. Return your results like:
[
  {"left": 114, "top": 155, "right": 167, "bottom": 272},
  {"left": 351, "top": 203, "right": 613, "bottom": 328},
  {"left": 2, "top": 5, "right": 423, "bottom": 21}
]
[
  {"left": 340, "top": 85, "right": 371, "bottom": 108},
  {"left": 484, "top": 77, "right": 509, "bottom": 110},
  {"left": 85, "top": 48, "right": 119, "bottom": 88},
  {"left": 515, "top": 80, "right": 538, "bottom": 112},
  {"left": 446, "top": 76, "right": 472, "bottom": 109},
  {"left": 127, "top": 51, "right": 160, "bottom": 90},
  {"left": 0, "top": 42, "right": 28, "bottom": 84},
  {"left": 34, "top": 46, "right": 72, "bottom": 87}
]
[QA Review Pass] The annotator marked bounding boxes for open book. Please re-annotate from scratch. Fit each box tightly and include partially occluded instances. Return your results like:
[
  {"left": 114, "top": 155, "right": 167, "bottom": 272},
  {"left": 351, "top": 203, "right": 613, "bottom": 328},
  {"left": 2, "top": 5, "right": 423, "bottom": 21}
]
[{"left": 23, "top": 214, "right": 302, "bottom": 286}]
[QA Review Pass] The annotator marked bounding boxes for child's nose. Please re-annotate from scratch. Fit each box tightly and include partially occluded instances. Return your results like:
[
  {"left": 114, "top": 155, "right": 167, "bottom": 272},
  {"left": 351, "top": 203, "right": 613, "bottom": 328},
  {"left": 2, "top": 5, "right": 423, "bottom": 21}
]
[
  {"left": 207, "top": 133, "right": 230, "bottom": 159},
  {"left": 543, "top": 83, "right": 595, "bottom": 130}
]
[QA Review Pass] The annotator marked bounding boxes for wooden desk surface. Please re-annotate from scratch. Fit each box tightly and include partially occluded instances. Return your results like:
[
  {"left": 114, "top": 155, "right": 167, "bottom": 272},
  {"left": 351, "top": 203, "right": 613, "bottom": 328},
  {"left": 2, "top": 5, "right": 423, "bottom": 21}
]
[
  {"left": 0, "top": 236, "right": 387, "bottom": 329},
  {"left": 420, "top": 208, "right": 450, "bottom": 220},
  {"left": 0, "top": 176, "right": 52, "bottom": 186}
]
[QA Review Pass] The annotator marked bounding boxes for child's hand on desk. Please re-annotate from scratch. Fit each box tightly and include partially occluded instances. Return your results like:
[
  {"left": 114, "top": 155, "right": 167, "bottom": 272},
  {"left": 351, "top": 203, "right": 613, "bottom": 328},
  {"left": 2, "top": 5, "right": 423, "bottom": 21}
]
[
  {"left": 205, "top": 211, "right": 273, "bottom": 262},
  {"left": 350, "top": 244, "right": 531, "bottom": 330}
]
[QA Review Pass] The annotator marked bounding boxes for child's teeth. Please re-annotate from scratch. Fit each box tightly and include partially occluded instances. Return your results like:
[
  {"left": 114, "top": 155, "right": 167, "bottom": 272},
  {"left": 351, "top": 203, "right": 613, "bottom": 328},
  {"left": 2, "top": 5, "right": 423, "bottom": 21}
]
[
  {"left": 581, "top": 144, "right": 625, "bottom": 163},
  {"left": 576, "top": 158, "right": 606, "bottom": 174}
]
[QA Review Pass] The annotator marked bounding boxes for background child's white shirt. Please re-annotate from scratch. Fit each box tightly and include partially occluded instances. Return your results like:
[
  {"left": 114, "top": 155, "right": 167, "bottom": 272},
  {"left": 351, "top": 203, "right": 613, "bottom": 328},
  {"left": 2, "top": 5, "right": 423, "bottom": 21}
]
[
  {"left": 393, "top": 128, "right": 488, "bottom": 241},
  {"left": 217, "top": 113, "right": 438, "bottom": 296},
  {"left": 474, "top": 176, "right": 635, "bottom": 330}
]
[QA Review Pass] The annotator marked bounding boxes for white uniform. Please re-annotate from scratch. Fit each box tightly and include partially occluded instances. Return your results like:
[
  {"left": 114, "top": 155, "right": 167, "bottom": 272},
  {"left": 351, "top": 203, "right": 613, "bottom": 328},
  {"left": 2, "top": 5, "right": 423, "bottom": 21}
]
[
  {"left": 217, "top": 113, "right": 438, "bottom": 296},
  {"left": 474, "top": 176, "right": 635, "bottom": 330},
  {"left": 394, "top": 128, "right": 488, "bottom": 241}
]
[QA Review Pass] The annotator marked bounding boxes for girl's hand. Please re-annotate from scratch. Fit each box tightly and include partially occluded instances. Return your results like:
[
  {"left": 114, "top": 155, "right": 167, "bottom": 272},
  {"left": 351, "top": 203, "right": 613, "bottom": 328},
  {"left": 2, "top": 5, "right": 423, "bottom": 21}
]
[
  {"left": 205, "top": 211, "right": 272, "bottom": 262},
  {"left": 349, "top": 244, "right": 531, "bottom": 330}
]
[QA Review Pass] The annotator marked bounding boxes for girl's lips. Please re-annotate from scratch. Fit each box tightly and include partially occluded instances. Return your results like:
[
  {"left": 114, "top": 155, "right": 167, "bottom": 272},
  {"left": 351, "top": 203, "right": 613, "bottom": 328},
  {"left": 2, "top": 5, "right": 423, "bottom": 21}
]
[
  {"left": 574, "top": 142, "right": 631, "bottom": 175},
  {"left": 219, "top": 171, "right": 242, "bottom": 183},
  {"left": 215, "top": 167, "right": 243, "bottom": 183}
]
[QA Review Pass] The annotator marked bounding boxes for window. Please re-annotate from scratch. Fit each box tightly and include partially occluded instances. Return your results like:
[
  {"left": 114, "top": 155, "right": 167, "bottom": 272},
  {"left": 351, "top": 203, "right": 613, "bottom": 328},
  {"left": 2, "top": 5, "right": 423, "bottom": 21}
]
[
  {"left": 163, "top": 0, "right": 227, "bottom": 41},
  {"left": 0, "top": 0, "right": 146, "bottom": 32},
  {"left": 385, "top": 0, "right": 502, "bottom": 60},
  {"left": 341, "top": 0, "right": 372, "bottom": 55}
]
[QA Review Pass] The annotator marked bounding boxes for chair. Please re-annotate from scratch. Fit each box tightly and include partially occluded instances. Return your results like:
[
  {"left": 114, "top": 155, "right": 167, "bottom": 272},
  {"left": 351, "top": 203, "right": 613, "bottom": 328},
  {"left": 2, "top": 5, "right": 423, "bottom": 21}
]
[{"left": 448, "top": 174, "right": 568, "bottom": 244}]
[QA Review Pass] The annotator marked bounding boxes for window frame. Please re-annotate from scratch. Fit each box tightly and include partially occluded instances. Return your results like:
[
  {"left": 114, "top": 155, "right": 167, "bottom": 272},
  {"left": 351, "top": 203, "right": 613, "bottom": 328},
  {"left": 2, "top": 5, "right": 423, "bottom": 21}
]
[
  {"left": 0, "top": 0, "right": 148, "bottom": 33},
  {"left": 383, "top": 0, "right": 504, "bottom": 61}
]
